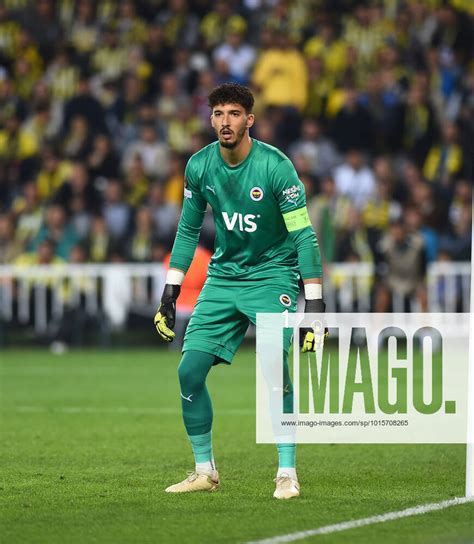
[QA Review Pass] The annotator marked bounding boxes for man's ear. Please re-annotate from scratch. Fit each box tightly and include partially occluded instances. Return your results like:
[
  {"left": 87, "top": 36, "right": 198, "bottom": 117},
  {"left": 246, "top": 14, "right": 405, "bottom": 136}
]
[{"left": 246, "top": 113, "right": 255, "bottom": 129}]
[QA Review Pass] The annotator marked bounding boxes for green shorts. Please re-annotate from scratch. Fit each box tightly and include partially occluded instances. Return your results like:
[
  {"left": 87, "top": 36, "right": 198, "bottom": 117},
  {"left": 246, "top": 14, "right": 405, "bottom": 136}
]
[{"left": 183, "top": 277, "right": 299, "bottom": 363}]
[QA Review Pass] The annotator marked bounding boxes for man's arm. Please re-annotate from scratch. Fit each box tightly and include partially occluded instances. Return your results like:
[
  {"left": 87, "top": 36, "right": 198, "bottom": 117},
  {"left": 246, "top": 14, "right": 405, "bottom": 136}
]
[
  {"left": 154, "top": 163, "right": 207, "bottom": 342},
  {"left": 273, "top": 159, "right": 326, "bottom": 352}
]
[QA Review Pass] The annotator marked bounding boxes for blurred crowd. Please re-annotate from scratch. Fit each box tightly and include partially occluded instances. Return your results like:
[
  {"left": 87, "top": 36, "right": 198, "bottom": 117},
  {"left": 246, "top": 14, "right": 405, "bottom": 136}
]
[{"left": 0, "top": 0, "right": 472, "bottom": 309}]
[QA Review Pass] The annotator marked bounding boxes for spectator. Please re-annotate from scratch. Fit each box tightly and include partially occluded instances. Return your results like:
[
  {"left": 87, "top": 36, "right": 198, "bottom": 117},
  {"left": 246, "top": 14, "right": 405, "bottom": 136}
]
[
  {"left": 200, "top": 0, "right": 246, "bottom": 52},
  {"left": 333, "top": 149, "right": 376, "bottom": 209},
  {"left": 21, "top": 0, "right": 61, "bottom": 63},
  {"left": 193, "top": 70, "right": 216, "bottom": 128},
  {"left": 449, "top": 178, "right": 472, "bottom": 225},
  {"left": 375, "top": 219, "right": 427, "bottom": 312},
  {"left": 29, "top": 203, "right": 78, "bottom": 260},
  {"left": 342, "top": 2, "right": 386, "bottom": 77},
  {"left": 122, "top": 122, "right": 170, "bottom": 179},
  {"left": 0, "top": 3, "right": 20, "bottom": 61},
  {"left": 362, "top": 156, "right": 401, "bottom": 250},
  {"left": 87, "top": 214, "right": 111, "bottom": 263},
  {"left": 402, "top": 77, "right": 437, "bottom": 165},
  {"left": 423, "top": 121, "right": 463, "bottom": 185},
  {"left": 161, "top": 153, "right": 184, "bottom": 208},
  {"left": 11, "top": 181, "right": 43, "bottom": 247},
  {"left": 43, "top": 46, "right": 80, "bottom": 103},
  {"left": 62, "top": 74, "right": 107, "bottom": 135},
  {"left": 126, "top": 205, "right": 154, "bottom": 262},
  {"left": 91, "top": 24, "right": 128, "bottom": 81},
  {"left": 109, "top": 73, "right": 145, "bottom": 149},
  {"left": 102, "top": 179, "right": 131, "bottom": 242},
  {"left": 438, "top": 204, "right": 472, "bottom": 261},
  {"left": 156, "top": 72, "right": 188, "bottom": 126},
  {"left": 148, "top": 182, "right": 179, "bottom": 244},
  {"left": 307, "top": 175, "right": 352, "bottom": 263},
  {"left": 12, "top": 28, "right": 44, "bottom": 101},
  {"left": 0, "top": 213, "right": 22, "bottom": 263},
  {"left": 62, "top": 114, "right": 93, "bottom": 160},
  {"left": 336, "top": 207, "right": 373, "bottom": 264},
  {"left": 15, "top": 238, "right": 64, "bottom": 268},
  {"left": 213, "top": 20, "right": 255, "bottom": 85},
  {"left": 68, "top": 0, "right": 100, "bottom": 62},
  {"left": 54, "top": 161, "right": 100, "bottom": 216},
  {"left": 144, "top": 23, "right": 174, "bottom": 82},
  {"left": 304, "top": 55, "right": 333, "bottom": 119},
  {"left": 87, "top": 133, "right": 119, "bottom": 181},
  {"left": 123, "top": 154, "right": 149, "bottom": 208},
  {"left": 36, "top": 145, "right": 73, "bottom": 202},
  {"left": 404, "top": 206, "right": 439, "bottom": 264},
  {"left": 0, "top": 113, "right": 39, "bottom": 191},
  {"left": 155, "top": 0, "right": 200, "bottom": 49},
  {"left": 331, "top": 86, "right": 373, "bottom": 152},
  {"left": 252, "top": 31, "right": 307, "bottom": 112},
  {"left": 289, "top": 118, "right": 340, "bottom": 179},
  {"left": 167, "top": 100, "right": 203, "bottom": 154},
  {"left": 115, "top": 0, "right": 148, "bottom": 46},
  {"left": 304, "top": 21, "right": 348, "bottom": 80},
  {"left": 407, "top": 180, "right": 446, "bottom": 232}
]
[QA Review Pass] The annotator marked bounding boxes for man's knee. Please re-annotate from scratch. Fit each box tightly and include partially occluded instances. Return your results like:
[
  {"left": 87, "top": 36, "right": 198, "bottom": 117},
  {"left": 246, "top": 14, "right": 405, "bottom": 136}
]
[{"left": 178, "top": 357, "right": 207, "bottom": 393}]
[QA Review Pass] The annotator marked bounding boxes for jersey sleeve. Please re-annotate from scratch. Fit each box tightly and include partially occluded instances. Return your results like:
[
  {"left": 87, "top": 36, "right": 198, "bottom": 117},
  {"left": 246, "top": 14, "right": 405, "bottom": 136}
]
[
  {"left": 169, "top": 159, "right": 207, "bottom": 273},
  {"left": 272, "top": 159, "right": 322, "bottom": 280}
]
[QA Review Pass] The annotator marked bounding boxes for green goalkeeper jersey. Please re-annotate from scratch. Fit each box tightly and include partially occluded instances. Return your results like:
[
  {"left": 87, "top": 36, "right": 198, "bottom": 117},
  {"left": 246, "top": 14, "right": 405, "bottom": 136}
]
[{"left": 169, "top": 138, "right": 321, "bottom": 282}]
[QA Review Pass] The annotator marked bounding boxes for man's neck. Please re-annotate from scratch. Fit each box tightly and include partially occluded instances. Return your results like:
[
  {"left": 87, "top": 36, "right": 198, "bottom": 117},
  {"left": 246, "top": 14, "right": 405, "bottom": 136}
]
[{"left": 219, "top": 135, "right": 252, "bottom": 166}]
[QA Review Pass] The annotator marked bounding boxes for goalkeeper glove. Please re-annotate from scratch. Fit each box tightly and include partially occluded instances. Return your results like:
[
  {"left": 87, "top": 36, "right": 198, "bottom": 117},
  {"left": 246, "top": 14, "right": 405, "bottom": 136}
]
[
  {"left": 300, "top": 298, "right": 328, "bottom": 353},
  {"left": 154, "top": 284, "right": 181, "bottom": 342}
]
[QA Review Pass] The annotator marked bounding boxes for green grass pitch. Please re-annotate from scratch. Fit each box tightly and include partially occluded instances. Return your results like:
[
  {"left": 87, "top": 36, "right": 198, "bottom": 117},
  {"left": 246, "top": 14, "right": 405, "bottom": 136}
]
[{"left": 1, "top": 348, "right": 473, "bottom": 544}]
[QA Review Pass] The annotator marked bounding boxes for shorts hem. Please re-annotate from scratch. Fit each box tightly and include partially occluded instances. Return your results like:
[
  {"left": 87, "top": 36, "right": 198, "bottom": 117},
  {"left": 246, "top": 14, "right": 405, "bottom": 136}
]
[{"left": 182, "top": 339, "right": 235, "bottom": 364}]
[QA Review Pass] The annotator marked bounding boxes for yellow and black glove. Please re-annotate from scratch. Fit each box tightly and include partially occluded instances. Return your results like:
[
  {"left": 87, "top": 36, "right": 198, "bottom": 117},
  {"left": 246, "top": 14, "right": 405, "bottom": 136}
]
[
  {"left": 154, "top": 284, "right": 181, "bottom": 342},
  {"left": 300, "top": 299, "right": 328, "bottom": 352}
]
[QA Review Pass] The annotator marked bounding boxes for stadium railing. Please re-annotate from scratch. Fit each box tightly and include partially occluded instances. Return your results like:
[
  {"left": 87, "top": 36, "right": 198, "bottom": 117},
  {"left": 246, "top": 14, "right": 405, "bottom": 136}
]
[{"left": 0, "top": 262, "right": 470, "bottom": 339}]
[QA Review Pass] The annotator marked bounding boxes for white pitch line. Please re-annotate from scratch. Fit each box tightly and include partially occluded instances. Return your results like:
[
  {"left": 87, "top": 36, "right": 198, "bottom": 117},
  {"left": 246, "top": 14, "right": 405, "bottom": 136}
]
[
  {"left": 246, "top": 497, "right": 474, "bottom": 544},
  {"left": 9, "top": 405, "right": 254, "bottom": 416}
]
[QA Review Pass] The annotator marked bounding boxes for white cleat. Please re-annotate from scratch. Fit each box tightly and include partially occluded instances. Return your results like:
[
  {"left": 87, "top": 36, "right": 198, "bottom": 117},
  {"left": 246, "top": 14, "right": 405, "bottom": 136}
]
[
  {"left": 165, "top": 471, "right": 220, "bottom": 493},
  {"left": 273, "top": 474, "right": 300, "bottom": 499}
]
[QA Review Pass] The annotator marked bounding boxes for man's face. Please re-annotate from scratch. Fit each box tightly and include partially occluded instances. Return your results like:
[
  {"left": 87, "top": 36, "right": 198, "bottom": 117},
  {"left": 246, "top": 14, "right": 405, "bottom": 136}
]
[{"left": 211, "top": 103, "right": 254, "bottom": 149}]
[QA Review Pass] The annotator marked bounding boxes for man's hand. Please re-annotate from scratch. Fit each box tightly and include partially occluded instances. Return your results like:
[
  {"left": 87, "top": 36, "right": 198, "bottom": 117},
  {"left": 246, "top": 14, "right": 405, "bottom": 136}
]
[
  {"left": 300, "top": 299, "right": 328, "bottom": 353},
  {"left": 154, "top": 284, "right": 181, "bottom": 342}
]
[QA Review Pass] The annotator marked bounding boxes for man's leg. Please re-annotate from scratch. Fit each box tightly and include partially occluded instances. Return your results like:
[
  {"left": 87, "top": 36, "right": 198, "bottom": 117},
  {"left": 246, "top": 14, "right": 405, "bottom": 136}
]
[
  {"left": 277, "top": 351, "right": 297, "bottom": 477},
  {"left": 165, "top": 349, "right": 219, "bottom": 493},
  {"left": 178, "top": 350, "right": 215, "bottom": 472},
  {"left": 238, "top": 280, "right": 300, "bottom": 498}
]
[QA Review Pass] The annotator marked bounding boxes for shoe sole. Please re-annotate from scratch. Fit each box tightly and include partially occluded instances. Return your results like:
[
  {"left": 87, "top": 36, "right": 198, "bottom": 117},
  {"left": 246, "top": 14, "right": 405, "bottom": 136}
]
[
  {"left": 273, "top": 492, "right": 300, "bottom": 499},
  {"left": 165, "top": 483, "right": 220, "bottom": 493}
]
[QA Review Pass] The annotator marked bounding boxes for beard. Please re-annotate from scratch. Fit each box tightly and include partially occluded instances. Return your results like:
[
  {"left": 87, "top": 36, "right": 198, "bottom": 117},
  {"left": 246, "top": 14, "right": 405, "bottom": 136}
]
[{"left": 218, "top": 125, "right": 247, "bottom": 149}]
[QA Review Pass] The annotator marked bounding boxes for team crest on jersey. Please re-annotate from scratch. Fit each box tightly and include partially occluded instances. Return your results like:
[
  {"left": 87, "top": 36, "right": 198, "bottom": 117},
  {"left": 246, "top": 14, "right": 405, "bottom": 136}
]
[
  {"left": 279, "top": 294, "right": 292, "bottom": 307},
  {"left": 250, "top": 187, "right": 264, "bottom": 201}
]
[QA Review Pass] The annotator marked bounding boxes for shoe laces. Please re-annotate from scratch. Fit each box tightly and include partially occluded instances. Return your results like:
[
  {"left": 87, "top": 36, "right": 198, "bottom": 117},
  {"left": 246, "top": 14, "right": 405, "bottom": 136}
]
[
  {"left": 274, "top": 474, "right": 297, "bottom": 489},
  {"left": 186, "top": 471, "right": 198, "bottom": 482}
]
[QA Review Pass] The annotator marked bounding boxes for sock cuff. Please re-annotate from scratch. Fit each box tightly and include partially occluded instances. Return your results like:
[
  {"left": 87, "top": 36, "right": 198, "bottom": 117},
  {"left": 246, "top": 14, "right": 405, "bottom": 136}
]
[{"left": 189, "top": 430, "right": 212, "bottom": 446}]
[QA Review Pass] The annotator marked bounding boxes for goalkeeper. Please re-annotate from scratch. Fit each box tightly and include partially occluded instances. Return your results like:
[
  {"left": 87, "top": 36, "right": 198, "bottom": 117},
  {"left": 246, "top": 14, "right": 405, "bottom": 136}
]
[{"left": 155, "top": 83, "right": 325, "bottom": 499}]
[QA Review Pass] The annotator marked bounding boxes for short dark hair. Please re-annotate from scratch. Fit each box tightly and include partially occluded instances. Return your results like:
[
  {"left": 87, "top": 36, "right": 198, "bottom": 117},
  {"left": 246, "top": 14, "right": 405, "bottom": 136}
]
[{"left": 208, "top": 83, "right": 254, "bottom": 113}]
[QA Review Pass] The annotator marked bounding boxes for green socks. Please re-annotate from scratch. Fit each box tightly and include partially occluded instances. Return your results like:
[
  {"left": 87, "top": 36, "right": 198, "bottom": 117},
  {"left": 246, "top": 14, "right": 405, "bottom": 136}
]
[
  {"left": 276, "top": 443, "right": 296, "bottom": 468},
  {"left": 189, "top": 431, "right": 213, "bottom": 464}
]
